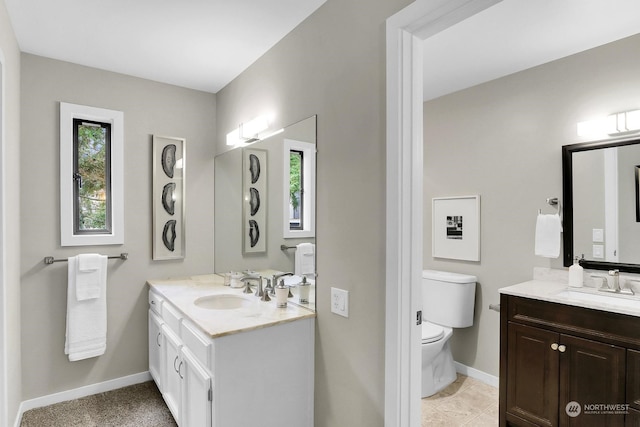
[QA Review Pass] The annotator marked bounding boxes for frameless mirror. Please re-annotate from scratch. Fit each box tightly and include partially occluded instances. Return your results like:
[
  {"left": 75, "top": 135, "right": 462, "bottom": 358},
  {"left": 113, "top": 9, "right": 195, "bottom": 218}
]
[
  {"left": 562, "top": 138, "right": 640, "bottom": 273},
  {"left": 214, "top": 115, "right": 317, "bottom": 310}
]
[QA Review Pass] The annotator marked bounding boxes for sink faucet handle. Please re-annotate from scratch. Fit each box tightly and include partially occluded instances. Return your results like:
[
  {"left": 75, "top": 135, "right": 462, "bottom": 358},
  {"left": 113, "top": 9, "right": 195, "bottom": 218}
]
[
  {"left": 590, "top": 274, "right": 609, "bottom": 290},
  {"left": 622, "top": 279, "right": 640, "bottom": 296}
]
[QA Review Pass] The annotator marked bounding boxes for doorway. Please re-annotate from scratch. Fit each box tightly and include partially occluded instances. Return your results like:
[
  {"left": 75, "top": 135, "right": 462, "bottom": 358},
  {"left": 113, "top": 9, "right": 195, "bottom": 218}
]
[{"left": 384, "top": 1, "right": 502, "bottom": 426}]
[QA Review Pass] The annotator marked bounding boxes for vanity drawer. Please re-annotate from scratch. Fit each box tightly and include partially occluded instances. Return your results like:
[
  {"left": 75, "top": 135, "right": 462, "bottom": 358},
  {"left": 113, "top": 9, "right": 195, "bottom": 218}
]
[
  {"left": 162, "top": 302, "right": 182, "bottom": 335},
  {"left": 149, "top": 291, "right": 164, "bottom": 316},
  {"left": 503, "top": 295, "right": 640, "bottom": 350},
  {"left": 181, "top": 318, "right": 212, "bottom": 368}
]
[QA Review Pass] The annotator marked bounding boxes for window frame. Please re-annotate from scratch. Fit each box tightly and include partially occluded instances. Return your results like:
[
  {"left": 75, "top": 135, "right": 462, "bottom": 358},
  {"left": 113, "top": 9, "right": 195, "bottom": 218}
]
[
  {"left": 283, "top": 139, "right": 315, "bottom": 238},
  {"left": 60, "top": 102, "right": 124, "bottom": 246}
]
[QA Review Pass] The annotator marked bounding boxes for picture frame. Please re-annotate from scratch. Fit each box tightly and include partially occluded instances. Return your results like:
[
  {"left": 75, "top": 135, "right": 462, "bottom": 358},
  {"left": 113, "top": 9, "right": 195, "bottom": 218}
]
[
  {"left": 152, "top": 135, "right": 186, "bottom": 260},
  {"left": 243, "top": 148, "right": 267, "bottom": 254},
  {"left": 432, "top": 195, "right": 480, "bottom": 261}
]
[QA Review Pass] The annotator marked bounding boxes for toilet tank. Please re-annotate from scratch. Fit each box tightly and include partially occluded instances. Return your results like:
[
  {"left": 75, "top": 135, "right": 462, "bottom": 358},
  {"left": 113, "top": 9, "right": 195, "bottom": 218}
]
[{"left": 422, "top": 270, "right": 476, "bottom": 328}]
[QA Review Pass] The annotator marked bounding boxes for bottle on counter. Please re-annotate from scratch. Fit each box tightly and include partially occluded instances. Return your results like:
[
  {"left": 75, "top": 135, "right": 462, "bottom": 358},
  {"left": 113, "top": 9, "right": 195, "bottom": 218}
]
[{"left": 568, "top": 257, "right": 584, "bottom": 288}]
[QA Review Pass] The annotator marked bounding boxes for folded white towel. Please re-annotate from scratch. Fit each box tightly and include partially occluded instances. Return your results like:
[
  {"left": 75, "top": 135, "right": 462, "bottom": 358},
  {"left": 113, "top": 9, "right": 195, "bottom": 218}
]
[
  {"left": 295, "top": 243, "right": 315, "bottom": 277},
  {"left": 65, "top": 255, "right": 108, "bottom": 361},
  {"left": 535, "top": 213, "right": 563, "bottom": 258},
  {"left": 76, "top": 254, "right": 103, "bottom": 300}
]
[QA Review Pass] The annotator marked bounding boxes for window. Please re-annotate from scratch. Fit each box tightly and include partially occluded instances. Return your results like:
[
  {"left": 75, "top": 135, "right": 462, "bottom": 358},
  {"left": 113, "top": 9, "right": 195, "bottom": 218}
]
[
  {"left": 283, "top": 139, "right": 315, "bottom": 238},
  {"left": 60, "top": 103, "right": 123, "bottom": 246},
  {"left": 73, "top": 119, "right": 112, "bottom": 234}
]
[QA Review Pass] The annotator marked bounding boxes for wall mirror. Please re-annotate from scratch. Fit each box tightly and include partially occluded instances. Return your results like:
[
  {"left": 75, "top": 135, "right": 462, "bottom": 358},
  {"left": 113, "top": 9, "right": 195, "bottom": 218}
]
[
  {"left": 214, "top": 115, "right": 317, "bottom": 310},
  {"left": 562, "top": 137, "right": 640, "bottom": 273}
]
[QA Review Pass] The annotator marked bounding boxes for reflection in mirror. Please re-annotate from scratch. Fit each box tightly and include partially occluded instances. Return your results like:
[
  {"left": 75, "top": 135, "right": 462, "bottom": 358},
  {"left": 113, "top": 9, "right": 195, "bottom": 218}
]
[
  {"left": 214, "top": 115, "right": 317, "bottom": 310},
  {"left": 563, "top": 138, "right": 640, "bottom": 273}
]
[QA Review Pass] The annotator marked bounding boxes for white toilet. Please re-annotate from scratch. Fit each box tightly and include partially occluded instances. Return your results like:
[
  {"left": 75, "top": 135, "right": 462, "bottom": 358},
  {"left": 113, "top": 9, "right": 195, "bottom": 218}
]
[{"left": 421, "top": 269, "right": 476, "bottom": 397}]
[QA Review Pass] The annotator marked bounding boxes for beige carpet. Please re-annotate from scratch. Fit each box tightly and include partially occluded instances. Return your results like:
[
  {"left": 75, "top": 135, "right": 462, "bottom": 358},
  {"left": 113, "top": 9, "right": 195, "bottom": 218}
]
[{"left": 20, "top": 381, "right": 177, "bottom": 427}]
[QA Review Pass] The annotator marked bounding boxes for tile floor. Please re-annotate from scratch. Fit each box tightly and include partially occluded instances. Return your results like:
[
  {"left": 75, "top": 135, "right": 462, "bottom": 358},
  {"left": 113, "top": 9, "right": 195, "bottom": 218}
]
[{"left": 421, "top": 374, "right": 499, "bottom": 426}]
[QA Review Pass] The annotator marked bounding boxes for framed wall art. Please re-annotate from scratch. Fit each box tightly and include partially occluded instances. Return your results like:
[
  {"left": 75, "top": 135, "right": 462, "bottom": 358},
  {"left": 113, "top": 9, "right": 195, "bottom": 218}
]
[
  {"left": 243, "top": 148, "right": 267, "bottom": 254},
  {"left": 432, "top": 195, "right": 480, "bottom": 261},
  {"left": 152, "top": 135, "right": 185, "bottom": 260}
]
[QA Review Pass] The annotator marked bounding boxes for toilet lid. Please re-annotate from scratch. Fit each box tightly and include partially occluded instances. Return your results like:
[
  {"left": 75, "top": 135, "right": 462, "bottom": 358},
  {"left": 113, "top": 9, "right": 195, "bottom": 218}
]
[{"left": 421, "top": 322, "right": 444, "bottom": 344}]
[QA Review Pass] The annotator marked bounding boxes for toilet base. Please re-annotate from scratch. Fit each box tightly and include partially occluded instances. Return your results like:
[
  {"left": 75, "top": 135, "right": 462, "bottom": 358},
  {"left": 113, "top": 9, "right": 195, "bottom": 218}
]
[{"left": 421, "top": 340, "right": 456, "bottom": 398}]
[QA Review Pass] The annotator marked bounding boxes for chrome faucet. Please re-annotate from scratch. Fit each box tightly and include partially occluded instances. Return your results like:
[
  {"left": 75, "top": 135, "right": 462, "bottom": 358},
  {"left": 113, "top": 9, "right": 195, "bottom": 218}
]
[
  {"left": 621, "top": 279, "right": 639, "bottom": 296},
  {"left": 591, "top": 270, "right": 620, "bottom": 293},
  {"left": 240, "top": 275, "right": 260, "bottom": 294},
  {"left": 271, "top": 272, "right": 294, "bottom": 296}
]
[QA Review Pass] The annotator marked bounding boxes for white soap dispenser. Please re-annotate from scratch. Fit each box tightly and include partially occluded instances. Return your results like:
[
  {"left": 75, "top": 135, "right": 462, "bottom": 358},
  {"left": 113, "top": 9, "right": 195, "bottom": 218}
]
[{"left": 568, "top": 257, "right": 584, "bottom": 288}]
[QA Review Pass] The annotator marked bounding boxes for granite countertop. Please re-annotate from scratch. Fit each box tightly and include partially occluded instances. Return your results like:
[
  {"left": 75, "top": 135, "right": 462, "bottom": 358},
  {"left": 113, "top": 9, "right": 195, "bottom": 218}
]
[
  {"left": 499, "top": 280, "right": 640, "bottom": 318},
  {"left": 147, "top": 273, "right": 316, "bottom": 338}
]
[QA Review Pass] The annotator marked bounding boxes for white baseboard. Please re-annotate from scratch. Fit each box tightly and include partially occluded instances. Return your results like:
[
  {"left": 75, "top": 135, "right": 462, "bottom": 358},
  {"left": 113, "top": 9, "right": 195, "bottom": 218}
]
[
  {"left": 454, "top": 362, "right": 499, "bottom": 388},
  {"left": 14, "top": 371, "right": 152, "bottom": 427}
]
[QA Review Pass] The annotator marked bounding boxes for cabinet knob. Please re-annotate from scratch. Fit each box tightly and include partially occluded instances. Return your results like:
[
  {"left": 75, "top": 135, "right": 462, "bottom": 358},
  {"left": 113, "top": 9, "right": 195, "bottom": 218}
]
[
  {"left": 551, "top": 343, "right": 559, "bottom": 350},
  {"left": 558, "top": 345, "right": 566, "bottom": 353}
]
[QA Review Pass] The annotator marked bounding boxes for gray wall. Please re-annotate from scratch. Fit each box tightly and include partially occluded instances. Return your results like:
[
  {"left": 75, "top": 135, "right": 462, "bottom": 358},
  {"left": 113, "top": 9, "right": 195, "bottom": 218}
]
[
  {"left": 0, "top": 0, "right": 22, "bottom": 423},
  {"left": 216, "top": 0, "right": 410, "bottom": 425},
  {"left": 20, "top": 54, "right": 216, "bottom": 400},
  {"left": 423, "top": 33, "right": 640, "bottom": 376}
]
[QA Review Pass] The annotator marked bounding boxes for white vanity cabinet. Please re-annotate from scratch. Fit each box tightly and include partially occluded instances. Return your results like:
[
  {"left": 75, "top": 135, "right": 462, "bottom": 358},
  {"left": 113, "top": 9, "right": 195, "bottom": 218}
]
[{"left": 148, "top": 288, "right": 315, "bottom": 427}]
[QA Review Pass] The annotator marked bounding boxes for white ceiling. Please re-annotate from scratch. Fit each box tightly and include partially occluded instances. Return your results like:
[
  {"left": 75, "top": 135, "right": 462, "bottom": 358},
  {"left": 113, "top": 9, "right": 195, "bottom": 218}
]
[
  {"left": 5, "top": 0, "right": 326, "bottom": 93},
  {"left": 423, "top": 0, "right": 640, "bottom": 101}
]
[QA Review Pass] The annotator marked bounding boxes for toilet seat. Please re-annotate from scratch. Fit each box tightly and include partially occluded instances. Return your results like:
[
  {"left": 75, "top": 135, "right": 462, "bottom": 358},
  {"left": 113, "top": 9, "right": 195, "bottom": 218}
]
[{"left": 421, "top": 322, "right": 444, "bottom": 344}]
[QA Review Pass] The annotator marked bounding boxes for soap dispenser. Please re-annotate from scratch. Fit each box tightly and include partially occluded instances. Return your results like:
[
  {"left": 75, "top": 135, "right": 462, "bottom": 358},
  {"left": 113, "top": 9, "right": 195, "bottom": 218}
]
[
  {"left": 275, "top": 280, "right": 288, "bottom": 308},
  {"left": 298, "top": 276, "right": 311, "bottom": 304},
  {"left": 568, "top": 256, "right": 584, "bottom": 288}
]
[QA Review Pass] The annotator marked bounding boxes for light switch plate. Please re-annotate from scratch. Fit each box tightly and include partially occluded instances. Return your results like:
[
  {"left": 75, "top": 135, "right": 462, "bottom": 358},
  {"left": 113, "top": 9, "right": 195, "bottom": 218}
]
[
  {"left": 331, "top": 287, "right": 349, "bottom": 318},
  {"left": 593, "top": 244, "right": 604, "bottom": 259},
  {"left": 592, "top": 228, "right": 604, "bottom": 243}
]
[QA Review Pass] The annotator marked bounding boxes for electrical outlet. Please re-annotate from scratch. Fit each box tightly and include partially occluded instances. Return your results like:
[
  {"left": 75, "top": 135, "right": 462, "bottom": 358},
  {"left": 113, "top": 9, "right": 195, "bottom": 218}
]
[{"left": 331, "top": 287, "right": 349, "bottom": 318}]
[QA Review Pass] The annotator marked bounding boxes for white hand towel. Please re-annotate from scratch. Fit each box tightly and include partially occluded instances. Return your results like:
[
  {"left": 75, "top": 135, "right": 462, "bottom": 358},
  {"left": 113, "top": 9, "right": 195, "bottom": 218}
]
[
  {"left": 535, "top": 213, "right": 563, "bottom": 258},
  {"left": 65, "top": 255, "right": 108, "bottom": 361},
  {"left": 295, "top": 243, "right": 315, "bottom": 277},
  {"left": 76, "top": 253, "right": 103, "bottom": 301}
]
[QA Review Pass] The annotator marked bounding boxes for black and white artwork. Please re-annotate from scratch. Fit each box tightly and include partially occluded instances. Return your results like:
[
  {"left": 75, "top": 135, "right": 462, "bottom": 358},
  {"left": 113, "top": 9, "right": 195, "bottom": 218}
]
[
  {"left": 153, "top": 135, "right": 185, "bottom": 260},
  {"left": 433, "top": 196, "right": 480, "bottom": 261},
  {"left": 243, "top": 148, "right": 267, "bottom": 253}
]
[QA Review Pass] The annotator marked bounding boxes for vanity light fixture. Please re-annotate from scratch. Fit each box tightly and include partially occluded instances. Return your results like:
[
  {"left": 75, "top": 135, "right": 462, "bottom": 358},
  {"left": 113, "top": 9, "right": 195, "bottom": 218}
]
[
  {"left": 577, "top": 109, "right": 640, "bottom": 137},
  {"left": 226, "top": 115, "right": 272, "bottom": 146}
]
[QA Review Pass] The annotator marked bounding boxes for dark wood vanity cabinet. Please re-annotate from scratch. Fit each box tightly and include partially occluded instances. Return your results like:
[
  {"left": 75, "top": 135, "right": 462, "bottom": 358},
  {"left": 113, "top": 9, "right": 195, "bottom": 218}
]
[{"left": 500, "top": 294, "right": 640, "bottom": 427}]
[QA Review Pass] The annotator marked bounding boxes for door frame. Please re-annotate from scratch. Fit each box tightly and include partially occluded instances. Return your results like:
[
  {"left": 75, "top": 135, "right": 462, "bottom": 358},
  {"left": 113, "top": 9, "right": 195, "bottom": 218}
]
[
  {"left": 0, "top": 47, "right": 7, "bottom": 426},
  {"left": 384, "top": 1, "right": 502, "bottom": 425}
]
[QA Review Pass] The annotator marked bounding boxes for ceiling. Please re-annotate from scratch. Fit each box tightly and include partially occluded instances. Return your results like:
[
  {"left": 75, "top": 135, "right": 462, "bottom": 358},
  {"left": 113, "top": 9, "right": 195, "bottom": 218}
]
[
  {"left": 423, "top": 0, "right": 640, "bottom": 101},
  {"left": 5, "top": 0, "right": 326, "bottom": 93},
  {"left": 7, "top": 0, "right": 640, "bottom": 99}
]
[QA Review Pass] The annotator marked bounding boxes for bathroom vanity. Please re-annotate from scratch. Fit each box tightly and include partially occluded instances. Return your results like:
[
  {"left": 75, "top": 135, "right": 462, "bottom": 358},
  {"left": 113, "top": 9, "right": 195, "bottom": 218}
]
[
  {"left": 147, "top": 274, "right": 316, "bottom": 427},
  {"left": 499, "top": 281, "right": 640, "bottom": 427}
]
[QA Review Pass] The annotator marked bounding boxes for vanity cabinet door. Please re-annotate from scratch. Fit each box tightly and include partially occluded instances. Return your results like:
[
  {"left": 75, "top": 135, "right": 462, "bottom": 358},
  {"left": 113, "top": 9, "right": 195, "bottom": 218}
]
[
  {"left": 148, "top": 310, "right": 164, "bottom": 392},
  {"left": 181, "top": 347, "right": 212, "bottom": 427},
  {"left": 559, "top": 334, "right": 625, "bottom": 427},
  {"left": 506, "top": 322, "right": 560, "bottom": 426},
  {"left": 162, "top": 324, "right": 183, "bottom": 425},
  {"left": 628, "top": 350, "right": 640, "bottom": 413}
]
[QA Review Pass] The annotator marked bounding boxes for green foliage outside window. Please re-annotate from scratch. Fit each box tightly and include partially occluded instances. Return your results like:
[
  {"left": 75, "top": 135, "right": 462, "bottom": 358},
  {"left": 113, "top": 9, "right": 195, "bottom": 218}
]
[{"left": 76, "top": 123, "right": 109, "bottom": 231}]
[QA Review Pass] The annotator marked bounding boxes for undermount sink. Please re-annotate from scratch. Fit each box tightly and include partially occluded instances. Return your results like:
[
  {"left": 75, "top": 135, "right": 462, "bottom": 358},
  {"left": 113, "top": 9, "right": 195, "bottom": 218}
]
[
  {"left": 194, "top": 294, "right": 252, "bottom": 310},
  {"left": 555, "top": 289, "right": 640, "bottom": 310}
]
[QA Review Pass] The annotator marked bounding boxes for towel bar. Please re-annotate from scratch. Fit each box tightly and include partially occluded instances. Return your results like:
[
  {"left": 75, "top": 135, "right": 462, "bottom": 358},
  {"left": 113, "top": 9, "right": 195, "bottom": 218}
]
[
  {"left": 280, "top": 245, "right": 296, "bottom": 251},
  {"left": 44, "top": 253, "right": 129, "bottom": 265}
]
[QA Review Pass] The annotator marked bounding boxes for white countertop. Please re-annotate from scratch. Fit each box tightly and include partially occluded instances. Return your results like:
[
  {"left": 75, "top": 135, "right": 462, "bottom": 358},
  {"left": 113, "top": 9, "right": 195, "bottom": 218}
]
[
  {"left": 500, "top": 280, "right": 640, "bottom": 318},
  {"left": 148, "top": 273, "right": 316, "bottom": 338}
]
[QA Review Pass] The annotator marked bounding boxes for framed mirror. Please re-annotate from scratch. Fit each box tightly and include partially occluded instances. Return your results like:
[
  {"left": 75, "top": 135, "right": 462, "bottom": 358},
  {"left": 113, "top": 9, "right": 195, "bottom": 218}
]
[
  {"left": 562, "top": 137, "right": 640, "bottom": 273},
  {"left": 214, "top": 115, "right": 317, "bottom": 310}
]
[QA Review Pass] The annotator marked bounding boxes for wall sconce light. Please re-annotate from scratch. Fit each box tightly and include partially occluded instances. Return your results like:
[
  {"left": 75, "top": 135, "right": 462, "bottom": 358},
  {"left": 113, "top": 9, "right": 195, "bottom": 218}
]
[
  {"left": 226, "top": 115, "right": 271, "bottom": 146},
  {"left": 577, "top": 109, "right": 640, "bottom": 137}
]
